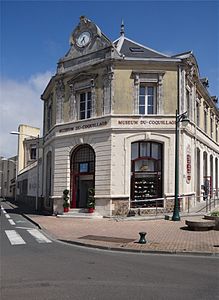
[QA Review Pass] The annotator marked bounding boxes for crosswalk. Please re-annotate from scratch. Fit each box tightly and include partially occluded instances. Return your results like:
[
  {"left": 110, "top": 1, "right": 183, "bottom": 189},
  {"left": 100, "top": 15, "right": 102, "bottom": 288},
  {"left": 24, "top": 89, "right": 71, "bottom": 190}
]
[
  {"left": 4, "top": 229, "right": 52, "bottom": 245},
  {"left": 1, "top": 205, "right": 52, "bottom": 246},
  {"left": 5, "top": 230, "right": 26, "bottom": 245}
]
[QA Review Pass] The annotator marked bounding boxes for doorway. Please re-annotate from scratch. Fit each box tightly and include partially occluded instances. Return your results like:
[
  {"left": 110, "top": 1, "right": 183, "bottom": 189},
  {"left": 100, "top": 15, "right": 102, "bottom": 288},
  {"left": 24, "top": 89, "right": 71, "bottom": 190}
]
[{"left": 71, "top": 145, "right": 95, "bottom": 208}]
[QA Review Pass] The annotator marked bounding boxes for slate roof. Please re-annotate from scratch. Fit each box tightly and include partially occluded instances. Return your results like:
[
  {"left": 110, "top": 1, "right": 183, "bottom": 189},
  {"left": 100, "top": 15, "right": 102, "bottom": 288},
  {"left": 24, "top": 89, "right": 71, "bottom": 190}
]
[{"left": 114, "top": 36, "right": 169, "bottom": 59}]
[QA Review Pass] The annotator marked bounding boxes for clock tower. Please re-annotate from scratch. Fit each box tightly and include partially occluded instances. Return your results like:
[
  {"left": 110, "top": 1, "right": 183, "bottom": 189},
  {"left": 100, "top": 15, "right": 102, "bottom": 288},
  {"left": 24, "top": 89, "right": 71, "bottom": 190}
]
[{"left": 68, "top": 16, "right": 112, "bottom": 54}]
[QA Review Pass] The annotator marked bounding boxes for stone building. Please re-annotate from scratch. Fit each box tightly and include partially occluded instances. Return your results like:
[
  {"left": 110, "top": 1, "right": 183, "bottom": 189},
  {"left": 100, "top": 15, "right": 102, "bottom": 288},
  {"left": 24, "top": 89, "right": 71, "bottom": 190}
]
[
  {"left": 15, "top": 125, "right": 43, "bottom": 210},
  {"left": 0, "top": 156, "right": 17, "bottom": 200},
  {"left": 41, "top": 16, "right": 219, "bottom": 216}
]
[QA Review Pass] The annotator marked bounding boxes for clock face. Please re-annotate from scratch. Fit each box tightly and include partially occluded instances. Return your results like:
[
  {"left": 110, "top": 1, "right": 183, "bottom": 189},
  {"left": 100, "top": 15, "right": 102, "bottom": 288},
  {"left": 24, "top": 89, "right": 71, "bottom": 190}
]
[{"left": 76, "top": 31, "right": 91, "bottom": 47}]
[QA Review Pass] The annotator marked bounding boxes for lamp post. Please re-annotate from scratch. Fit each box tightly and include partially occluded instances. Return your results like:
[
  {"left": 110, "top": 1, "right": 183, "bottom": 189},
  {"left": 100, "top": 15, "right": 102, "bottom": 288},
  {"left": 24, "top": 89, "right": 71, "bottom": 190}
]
[
  {"left": 172, "top": 110, "right": 189, "bottom": 221},
  {"left": 10, "top": 131, "right": 40, "bottom": 211}
]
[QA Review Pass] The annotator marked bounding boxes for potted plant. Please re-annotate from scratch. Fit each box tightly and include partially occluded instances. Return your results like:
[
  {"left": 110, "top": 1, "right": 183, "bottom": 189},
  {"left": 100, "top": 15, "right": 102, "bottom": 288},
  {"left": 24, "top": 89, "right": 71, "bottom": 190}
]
[
  {"left": 63, "top": 189, "right": 70, "bottom": 213},
  {"left": 87, "top": 188, "right": 95, "bottom": 213}
]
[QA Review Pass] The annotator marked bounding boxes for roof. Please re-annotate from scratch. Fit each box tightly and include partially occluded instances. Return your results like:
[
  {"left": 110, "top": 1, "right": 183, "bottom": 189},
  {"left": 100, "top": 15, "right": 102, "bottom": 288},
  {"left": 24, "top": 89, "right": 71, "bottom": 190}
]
[{"left": 113, "top": 36, "right": 169, "bottom": 59}]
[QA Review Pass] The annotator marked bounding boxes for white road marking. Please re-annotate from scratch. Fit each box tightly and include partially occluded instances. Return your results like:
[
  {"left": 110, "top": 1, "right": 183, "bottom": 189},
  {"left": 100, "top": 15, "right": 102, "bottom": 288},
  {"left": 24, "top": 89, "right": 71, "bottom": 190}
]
[
  {"left": 27, "top": 229, "right": 52, "bottom": 244},
  {"left": 5, "top": 230, "right": 26, "bottom": 245},
  {"left": 8, "top": 219, "right": 16, "bottom": 225},
  {"left": 16, "top": 226, "right": 34, "bottom": 230},
  {"left": 2, "top": 209, "right": 6, "bottom": 214},
  {"left": 5, "top": 214, "right": 10, "bottom": 219},
  {"left": 16, "top": 220, "right": 27, "bottom": 223}
]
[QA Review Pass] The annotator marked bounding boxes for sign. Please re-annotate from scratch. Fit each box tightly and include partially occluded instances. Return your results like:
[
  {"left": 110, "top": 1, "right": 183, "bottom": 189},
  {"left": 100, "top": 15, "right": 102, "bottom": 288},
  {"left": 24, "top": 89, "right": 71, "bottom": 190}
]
[
  {"left": 117, "top": 119, "right": 175, "bottom": 126},
  {"left": 186, "top": 145, "right": 191, "bottom": 184},
  {"left": 79, "top": 163, "right": 88, "bottom": 173},
  {"left": 59, "top": 120, "right": 108, "bottom": 133}
]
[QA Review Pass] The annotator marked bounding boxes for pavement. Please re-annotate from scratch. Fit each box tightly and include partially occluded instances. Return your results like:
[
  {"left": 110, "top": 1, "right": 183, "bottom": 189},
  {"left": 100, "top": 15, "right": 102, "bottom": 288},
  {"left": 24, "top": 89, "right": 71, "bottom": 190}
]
[{"left": 4, "top": 200, "right": 219, "bottom": 256}]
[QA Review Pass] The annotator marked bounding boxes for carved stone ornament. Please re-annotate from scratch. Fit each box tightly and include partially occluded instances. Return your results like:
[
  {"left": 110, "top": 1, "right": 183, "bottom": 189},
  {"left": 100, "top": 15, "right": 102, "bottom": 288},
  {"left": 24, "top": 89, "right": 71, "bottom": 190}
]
[
  {"left": 186, "top": 60, "right": 196, "bottom": 82},
  {"left": 55, "top": 79, "right": 65, "bottom": 99}
]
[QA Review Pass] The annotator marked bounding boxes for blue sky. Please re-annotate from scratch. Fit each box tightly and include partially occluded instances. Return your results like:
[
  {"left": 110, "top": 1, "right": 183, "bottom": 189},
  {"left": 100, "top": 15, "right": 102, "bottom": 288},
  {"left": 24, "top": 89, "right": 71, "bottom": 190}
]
[{"left": 0, "top": 0, "right": 219, "bottom": 157}]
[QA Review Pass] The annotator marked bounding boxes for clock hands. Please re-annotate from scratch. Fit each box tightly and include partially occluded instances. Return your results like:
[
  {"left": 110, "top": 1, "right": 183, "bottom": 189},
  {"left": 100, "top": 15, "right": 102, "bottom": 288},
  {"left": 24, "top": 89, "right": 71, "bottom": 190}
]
[
  {"left": 80, "top": 36, "right": 86, "bottom": 45},
  {"left": 76, "top": 31, "right": 91, "bottom": 47}
]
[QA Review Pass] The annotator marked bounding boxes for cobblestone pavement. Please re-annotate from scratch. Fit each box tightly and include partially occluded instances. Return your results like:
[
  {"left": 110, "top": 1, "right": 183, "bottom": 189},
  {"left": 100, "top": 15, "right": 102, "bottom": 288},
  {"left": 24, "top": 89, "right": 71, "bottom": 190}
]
[{"left": 26, "top": 214, "right": 219, "bottom": 255}]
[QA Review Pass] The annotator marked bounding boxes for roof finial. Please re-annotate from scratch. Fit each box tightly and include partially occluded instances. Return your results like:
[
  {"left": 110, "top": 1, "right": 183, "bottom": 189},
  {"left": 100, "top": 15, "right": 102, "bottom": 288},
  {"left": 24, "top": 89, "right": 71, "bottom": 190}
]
[{"left": 120, "top": 19, "right": 125, "bottom": 36}]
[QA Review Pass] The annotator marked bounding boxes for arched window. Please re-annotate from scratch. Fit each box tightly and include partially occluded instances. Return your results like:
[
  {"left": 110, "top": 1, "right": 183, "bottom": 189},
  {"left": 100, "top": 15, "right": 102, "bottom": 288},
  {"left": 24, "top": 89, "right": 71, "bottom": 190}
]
[
  {"left": 131, "top": 141, "right": 163, "bottom": 208},
  {"left": 71, "top": 145, "right": 95, "bottom": 174}
]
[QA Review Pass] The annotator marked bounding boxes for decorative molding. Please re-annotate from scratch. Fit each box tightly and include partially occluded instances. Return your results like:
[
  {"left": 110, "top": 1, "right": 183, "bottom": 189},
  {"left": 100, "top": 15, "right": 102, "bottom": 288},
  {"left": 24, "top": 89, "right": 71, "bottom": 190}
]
[
  {"left": 132, "top": 72, "right": 165, "bottom": 115},
  {"left": 55, "top": 79, "right": 65, "bottom": 123},
  {"left": 103, "top": 66, "right": 114, "bottom": 115}
]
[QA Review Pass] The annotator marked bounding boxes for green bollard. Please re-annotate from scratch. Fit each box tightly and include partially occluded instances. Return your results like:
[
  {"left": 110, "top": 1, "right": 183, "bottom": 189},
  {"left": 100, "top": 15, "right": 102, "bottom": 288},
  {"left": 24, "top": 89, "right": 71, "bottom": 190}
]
[{"left": 139, "top": 232, "right": 147, "bottom": 244}]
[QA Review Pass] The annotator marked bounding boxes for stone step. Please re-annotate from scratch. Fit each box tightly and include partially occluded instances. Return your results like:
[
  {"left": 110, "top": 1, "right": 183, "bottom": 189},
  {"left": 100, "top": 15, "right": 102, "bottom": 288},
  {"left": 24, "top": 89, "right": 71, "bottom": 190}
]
[{"left": 57, "top": 209, "right": 103, "bottom": 219}]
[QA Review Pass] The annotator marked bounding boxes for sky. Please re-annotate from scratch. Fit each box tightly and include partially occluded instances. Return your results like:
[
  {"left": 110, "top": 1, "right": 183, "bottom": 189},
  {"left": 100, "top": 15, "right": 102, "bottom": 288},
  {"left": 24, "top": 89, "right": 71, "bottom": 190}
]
[{"left": 1, "top": 0, "right": 219, "bottom": 158}]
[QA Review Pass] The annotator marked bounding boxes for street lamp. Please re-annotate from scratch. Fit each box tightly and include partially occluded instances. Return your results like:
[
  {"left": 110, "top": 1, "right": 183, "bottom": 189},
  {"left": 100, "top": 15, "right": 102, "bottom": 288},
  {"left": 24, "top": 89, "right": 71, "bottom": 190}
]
[
  {"left": 172, "top": 110, "right": 189, "bottom": 221},
  {"left": 10, "top": 131, "right": 40, "bottom": 211}
]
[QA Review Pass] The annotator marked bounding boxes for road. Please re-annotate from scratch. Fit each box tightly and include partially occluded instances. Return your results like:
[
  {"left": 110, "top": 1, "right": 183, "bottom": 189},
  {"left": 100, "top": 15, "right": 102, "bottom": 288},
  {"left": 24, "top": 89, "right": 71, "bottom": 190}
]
[{"left": 1, "top": 202, "right": 218, "bottom": 300}]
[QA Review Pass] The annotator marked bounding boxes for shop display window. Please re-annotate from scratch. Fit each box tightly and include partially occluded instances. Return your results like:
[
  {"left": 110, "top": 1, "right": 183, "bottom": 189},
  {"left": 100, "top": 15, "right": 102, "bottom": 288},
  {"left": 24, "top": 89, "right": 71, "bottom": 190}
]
[{"left": 131, "top": 141, "right": 163, "bottom": 208}]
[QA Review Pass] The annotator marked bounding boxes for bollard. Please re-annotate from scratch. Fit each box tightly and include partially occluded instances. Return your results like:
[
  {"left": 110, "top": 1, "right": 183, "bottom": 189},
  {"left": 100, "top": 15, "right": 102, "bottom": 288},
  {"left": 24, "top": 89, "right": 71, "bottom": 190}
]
[{"left": 138, "top": 232, "right": 147, "bottom": 244}]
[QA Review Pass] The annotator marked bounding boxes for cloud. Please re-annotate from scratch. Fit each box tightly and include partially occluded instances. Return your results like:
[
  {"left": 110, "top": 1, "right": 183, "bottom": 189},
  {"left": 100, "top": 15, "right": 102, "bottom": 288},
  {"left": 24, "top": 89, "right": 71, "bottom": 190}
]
[{"left": 0, "top": 71, "right": 52, "bottom": 158}]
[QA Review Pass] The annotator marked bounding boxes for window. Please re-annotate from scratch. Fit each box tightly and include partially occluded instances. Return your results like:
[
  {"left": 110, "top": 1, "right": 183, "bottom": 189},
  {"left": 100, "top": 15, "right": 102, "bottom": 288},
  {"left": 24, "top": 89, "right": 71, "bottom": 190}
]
[
  {"left": 139, "top": 85, "right": 156, "bottom": 115},
  {"left": 131, "top": 141, "right": 163, "bottom": 208},
  {"left": 46, "top": 151, "right": 52, "bottom": 207},
  {"left": 216, "top": 122, "right": 218, "bottom": 142},
  {"left": 204, "top": 106, "right": 208, "bottom": 133},
  {"left": 196, "top": 97, "right": 200, "bottom": 127},
  {"left": 30, "top": 146, "right": 36, "bottom": 160},
  {"left": 210, "top": 116, "right": 213, "bottom": 138},
  {"left": 79, "top": 91, "right": 92, "bottom": 120},
  {"left": 72, "top": 145, "right": 95, "bottom": 173},
  {"left": 47, "top": 103, "right": 52, "bottom": 130},
  {"left": 186, "top": 89, "right": 190, "bottom": 119}
]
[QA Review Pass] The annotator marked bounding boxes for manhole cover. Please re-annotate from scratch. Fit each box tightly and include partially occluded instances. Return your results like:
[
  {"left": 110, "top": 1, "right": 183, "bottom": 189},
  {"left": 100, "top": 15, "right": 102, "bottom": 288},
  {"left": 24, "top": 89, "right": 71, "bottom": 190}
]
[{"left": 79, "top": 235, "right": 135, "bottom": 243}]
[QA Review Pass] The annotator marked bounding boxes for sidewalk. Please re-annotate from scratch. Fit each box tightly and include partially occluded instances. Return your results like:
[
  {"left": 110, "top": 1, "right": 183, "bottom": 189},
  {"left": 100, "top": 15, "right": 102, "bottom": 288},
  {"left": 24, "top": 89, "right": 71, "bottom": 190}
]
[
  {"left": 26, "top": 212, "right": 219, "bottom": 256},
  {"left": 4, "top": 200, "right": 219, "bottom": 256}
]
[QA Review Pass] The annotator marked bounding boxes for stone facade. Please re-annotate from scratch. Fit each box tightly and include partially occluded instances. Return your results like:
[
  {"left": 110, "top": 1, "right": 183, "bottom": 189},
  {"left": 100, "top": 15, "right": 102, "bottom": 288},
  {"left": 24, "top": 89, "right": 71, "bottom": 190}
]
[{"left": 40, "top": 16, "right": 219, "bottom": 216}]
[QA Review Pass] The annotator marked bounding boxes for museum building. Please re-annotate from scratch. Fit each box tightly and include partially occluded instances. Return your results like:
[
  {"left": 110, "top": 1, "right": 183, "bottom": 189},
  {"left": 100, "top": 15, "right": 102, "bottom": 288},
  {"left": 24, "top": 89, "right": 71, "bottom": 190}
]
[{"left": 41, "top": 16, "right": 219, "bottom": 216}]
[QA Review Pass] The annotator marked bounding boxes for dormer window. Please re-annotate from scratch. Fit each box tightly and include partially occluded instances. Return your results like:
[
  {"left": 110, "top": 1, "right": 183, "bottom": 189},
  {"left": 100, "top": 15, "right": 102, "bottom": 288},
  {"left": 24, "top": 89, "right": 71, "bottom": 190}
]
[
  {"left": 129, "top": 47, "right": 144, "bottom": 53},
  {"left": 30, "top": 145, "right": 36, "bottom": 160}
]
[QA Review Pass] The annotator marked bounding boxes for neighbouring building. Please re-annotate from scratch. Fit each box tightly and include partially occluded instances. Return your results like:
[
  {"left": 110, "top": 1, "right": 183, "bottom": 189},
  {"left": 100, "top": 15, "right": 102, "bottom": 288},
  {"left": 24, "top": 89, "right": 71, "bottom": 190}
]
[
  {"left": 38, "top": 16, "right": 219, "bottom": 216},
  {"left": 0, "top": 156, "right": 17, "bottom": 200},
  {"left": 15, "top": 124, "right": 43, "bottom": 210}
]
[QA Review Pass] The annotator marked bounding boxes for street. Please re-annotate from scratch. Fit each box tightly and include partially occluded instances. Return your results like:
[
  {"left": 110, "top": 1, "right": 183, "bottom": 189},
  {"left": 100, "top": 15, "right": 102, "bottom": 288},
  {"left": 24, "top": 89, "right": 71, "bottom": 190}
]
[{"left": 1, "top": 202, "right": 218, "bottom": 300}]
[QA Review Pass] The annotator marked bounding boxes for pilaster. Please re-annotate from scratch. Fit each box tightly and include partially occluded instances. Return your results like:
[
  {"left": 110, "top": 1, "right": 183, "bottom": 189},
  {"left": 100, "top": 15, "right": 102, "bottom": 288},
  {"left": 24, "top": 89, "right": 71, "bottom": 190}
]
[{"left": 55, "top": 79, "right": 65, "bottom": 124}]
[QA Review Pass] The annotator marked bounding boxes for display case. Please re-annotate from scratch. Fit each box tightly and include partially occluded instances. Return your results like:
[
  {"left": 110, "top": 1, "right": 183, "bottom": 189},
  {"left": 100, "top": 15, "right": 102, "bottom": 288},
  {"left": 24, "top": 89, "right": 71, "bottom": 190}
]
[{"left": 131, "top": 172, "right": 162, "bottom": 208}]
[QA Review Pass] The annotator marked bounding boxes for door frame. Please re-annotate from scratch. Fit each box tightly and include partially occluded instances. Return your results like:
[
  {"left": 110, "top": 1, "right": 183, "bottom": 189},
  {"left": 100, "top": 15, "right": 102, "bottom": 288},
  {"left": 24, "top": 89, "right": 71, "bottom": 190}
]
[
  {"left": 71, "top": 173, "right": 94, "bottom": 208},
  {"left": 70, "top": 145, "right": 95, "bottom": 209}
]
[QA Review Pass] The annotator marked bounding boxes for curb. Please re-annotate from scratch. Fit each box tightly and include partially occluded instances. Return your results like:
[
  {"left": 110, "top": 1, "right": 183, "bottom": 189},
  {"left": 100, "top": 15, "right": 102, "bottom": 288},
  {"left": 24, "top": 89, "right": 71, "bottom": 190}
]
[
  {"left": 22, "top": 213, "right": 42, "bottom": 230},
  {"left": 58, "top": 239, "right": 219, "bottom": 257}
]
